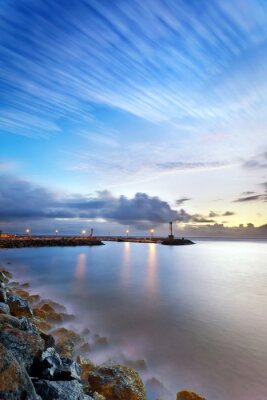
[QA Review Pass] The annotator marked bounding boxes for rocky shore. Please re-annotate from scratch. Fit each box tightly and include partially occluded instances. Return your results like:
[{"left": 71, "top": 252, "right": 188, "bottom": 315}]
[
  {"left": 0, "top": 267, "right": 206, "bottom": 400},
  {"left": 0, "top": 237, "right": 104, "bottom": 249}
]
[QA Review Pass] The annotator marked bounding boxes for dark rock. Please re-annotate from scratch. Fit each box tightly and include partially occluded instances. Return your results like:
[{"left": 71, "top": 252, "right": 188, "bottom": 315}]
[
  {"left": 0, "top": 269, "right": 13, "bottom": 279},
  {"left": 0, "top": 301, "right": 10, "bottom": 314},
  {"left": 33, "top": 378, "right": 93, "bottom": 400},
  {"left": 87, "top": 365, "right": 146, "bottom": 400},
  {"left": 0, "top": 324, "right": 44, "bottom": 371},
  {"left": 40, "top": 332, "right": 55, "bottom": 349},
  {"left": 7, "top": 294, "right": 33, "bottom": 318},
  {"left": 0, "top": 313, "right": 22, "bottom": 329},
  {"left": 54, "top": 357, "right": 82, "bottom": 381},
  {"left": 31, "top": 347, "right": 62, "bottom": 380},
  {"left": 177, "top": 391, "right": 207, "bottom": 400},
  {"left": 0, "top": 343, "right": 40, "bottom": 400},
  {"left": 0, "top": 288, "right": 8, "bottom": 303}
]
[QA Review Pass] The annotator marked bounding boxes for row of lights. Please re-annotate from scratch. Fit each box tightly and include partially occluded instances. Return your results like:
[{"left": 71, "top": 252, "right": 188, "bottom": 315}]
[{"left": 24, "top": 229, "right": 155, "bottom": 238}]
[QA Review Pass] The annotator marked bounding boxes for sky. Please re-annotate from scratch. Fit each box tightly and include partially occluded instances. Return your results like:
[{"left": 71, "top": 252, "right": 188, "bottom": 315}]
[{"left": 0, "top": 0, "right": 267, "bottom": 237}]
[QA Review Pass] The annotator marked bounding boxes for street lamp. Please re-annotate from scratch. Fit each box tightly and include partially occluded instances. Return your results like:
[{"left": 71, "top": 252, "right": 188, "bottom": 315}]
[
  {"left": 126, "top": 229, "right": 129, "bottom": 238},
  {"left": 81, "top": 230, "right": 86, "bottom": 236},
  {"left": 150, "top": 228, "right": 154, "bottom": 239},
  {"left": 55, "top": 229, "right": 59, "bottom": 236},
  {"left": 25, "top": 228, "right": 30, "bottom": 236}
]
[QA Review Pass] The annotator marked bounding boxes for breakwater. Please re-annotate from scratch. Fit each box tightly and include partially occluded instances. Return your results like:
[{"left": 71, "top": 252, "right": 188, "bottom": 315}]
[{"left": 0, "top": 236, "right": 104, "bottom": 248}]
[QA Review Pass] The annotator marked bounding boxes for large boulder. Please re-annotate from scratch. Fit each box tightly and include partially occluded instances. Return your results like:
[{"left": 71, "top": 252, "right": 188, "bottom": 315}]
[
  {"left": 0, "top": 288, "right": 8, "bottom": 303},
  {"left": 32, "top": 379, "right": 93, "bottom": 400},
  {"left": 87, "top": 365, "right": 146, "bottom": 400},
  {"left": 177, "top": 391, "right": 207, "bottom": 400},
  {"left": 32, "top": 347, "right": 82, "bottom": 381},
  {"left": 0, "top": 343, "right": 40, "bottom": 400},
  {"left": 7, "top": 294, "right": 33, "bottom": 318},
  {"left": 0, "top": 324, "right": 44, "bottom": 371}
]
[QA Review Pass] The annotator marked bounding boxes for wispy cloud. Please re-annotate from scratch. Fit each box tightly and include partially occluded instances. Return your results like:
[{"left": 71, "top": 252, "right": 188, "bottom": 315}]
[{"left": 1, "top": 0, "right": 267, "bottom": 138}]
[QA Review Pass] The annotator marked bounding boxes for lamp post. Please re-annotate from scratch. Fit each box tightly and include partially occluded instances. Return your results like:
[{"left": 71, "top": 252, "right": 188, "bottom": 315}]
[
  {"left": 25, "top": 228, "right": 30, "bottom": 237},
  {"left": 150, "top": 228, "right": 154, "bottom": 240},
  {"left": 55, "top": 229, "right": 59, "bottom": 236},
  {"left": 81, "top": 230, "right": 86, "bottom": 236},
  {"left": 126, "top": 229, "right": 129, "bottom": 239}
]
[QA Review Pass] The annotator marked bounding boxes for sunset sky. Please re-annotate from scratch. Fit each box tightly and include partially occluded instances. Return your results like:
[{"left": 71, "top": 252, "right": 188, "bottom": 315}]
[{"left": 0, "top": 0, "right": 267, "bottom": 237}]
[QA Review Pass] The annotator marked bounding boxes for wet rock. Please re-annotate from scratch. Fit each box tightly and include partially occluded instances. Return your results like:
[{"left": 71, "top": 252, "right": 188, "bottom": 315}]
[
  {"left": 32, "top": 347, "right": 81, "bottom": 381},
  {"left": 32, "top": 347, "right": 62, "bottom": 380},
  {"left": 0, "top": 313, "right": 22, "bottom": 329},
  {"left": 87, "top": 365, "right": 146, "bottom": 400},
  {"left": 92, "top": 393, "right": 106, "bottom": 400},
  {"left": 31, "top": 317, "right": 53, "bottom": 333},
  {"left": 0, "top": 301, "right": 10, "bottom": 314},
  {"left": 176, "top": 391, "right": 207, "bottom": 400},
  {"left": 0, "top": 324, "right": 44, "bottom": 371},
  {"left": 76, "top": 356, "right": 95, "bottom": 383},
  {"left": 33, "top": 378, "right": 93, "bottom": 400},
  {"left": 20, "top": 282, "right": 30, "bottom": 288},
  {"left": 54, "top": 357, "right": 82, "bottom": 381},
  {"left": 93, "top": 335, "right": 108, "bottom": 347},
  {"left": 19, "top": 316, "right": 39, "bottom": 333},
  {"left": 38, "top": 299, "right": 67, "bottom": 313},
  {"left": 0, "top": 343, "right": 40, "bottom": 400},
  {"left": 40, "top": 303, "right": 56, "bottom": 313},
  {"left": 40, "top": 331, "right": 55, "bottom": 349},
  {"left": 55, "top": 337, "right": 75, "bottom": 359},
  {"left": 52, "top": 327, "right": 82, "bottom": 344},
  {"left": 33, "top": 307, "right": 47, "bottom": 319},
  {"left": 13, "top": 289, "right": 30, "bottom": 301},
  {"left": 7, "top": 294, "right": 33, "bottom": 318}
]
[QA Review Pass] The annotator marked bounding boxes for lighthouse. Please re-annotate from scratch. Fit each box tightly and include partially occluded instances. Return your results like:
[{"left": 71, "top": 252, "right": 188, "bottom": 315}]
[{"left": 168, "top": 221, "right": 174, "bottom": 240}]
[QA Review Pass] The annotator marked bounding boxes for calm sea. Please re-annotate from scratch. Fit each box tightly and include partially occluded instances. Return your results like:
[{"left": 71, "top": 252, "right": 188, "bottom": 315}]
[{"left": 1, "top": 239, "right": 267, "bottom": 400}]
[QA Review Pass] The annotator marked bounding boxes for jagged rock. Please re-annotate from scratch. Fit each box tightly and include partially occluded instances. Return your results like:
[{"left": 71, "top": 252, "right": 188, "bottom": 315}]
[
  {"left": 13, "top": 289, "right": 30, "bottom": 300},
  {"left": 0, "top": 324, "right": 44, "bottom": 371},
  {"left": 0, "top": 301, "right": 10, "bottom": 314},
  {"left": 32, "top": 347, "right": 62, "bottom": 380},
  {"left": 54, "top": 357, "right": 82, "bottom": 381},
  {"left": 32, "top": 347, "right": 82, "bottom": 381},
  {"left": 37, "top": 299, "right": 66, "bottom": 313},
  {"left": 0, "top": 313, "right": 22, "bottom": 329},
  {"left": 87, "top": 365, "right": 146, "bottom": 400},
  {"left": 32, "top": 378, "right": 93, "bottom": 400},
  {"left": 0, "top": 343, "right": 40, "bottom": 400},
  {"left": 7, "top": 294, "right": 33, "bottom": 318},
  {"left": 40, "top": 303, "right": 56, "bottom": 313},
  {"left": 176, "top": 391, "right": 207, "bottom": 400}
]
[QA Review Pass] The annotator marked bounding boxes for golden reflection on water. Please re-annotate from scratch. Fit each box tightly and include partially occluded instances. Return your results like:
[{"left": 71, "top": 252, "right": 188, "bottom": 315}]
[
  {"left": 75, "top": 252, "right": 87, "bottom": 280},
  {"left": 146, "top": 243, "right": 158, "bottom": 299},
  {"left": 121, "top": 242, "right": 131, "bottom": 288}
]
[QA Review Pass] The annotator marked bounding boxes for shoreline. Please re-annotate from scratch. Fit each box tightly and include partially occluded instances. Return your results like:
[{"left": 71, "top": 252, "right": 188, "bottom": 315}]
[{"left": 0, "top": 265, "right": 206, "bottom": 400}]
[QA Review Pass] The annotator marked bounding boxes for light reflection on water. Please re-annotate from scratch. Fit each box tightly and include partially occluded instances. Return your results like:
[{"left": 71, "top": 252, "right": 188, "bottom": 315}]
[{"left": 1, "top": 240, "right": 267, "bottom": 400}]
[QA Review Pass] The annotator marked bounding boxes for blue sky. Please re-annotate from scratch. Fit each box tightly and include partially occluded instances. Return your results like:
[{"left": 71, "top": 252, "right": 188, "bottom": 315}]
[{"left": 0, "top": 0, "right": 267, "bottom": 236}]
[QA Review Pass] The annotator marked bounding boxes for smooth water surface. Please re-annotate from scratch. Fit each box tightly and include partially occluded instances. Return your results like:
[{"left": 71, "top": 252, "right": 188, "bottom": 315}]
[{"left": 1, "top": 240, "right": 267, "bottom": 400}]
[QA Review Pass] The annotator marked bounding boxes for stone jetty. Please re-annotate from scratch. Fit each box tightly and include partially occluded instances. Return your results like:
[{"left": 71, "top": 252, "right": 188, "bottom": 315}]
[{"left": 0, "top": 236, "right": 104, "bottom": 249}]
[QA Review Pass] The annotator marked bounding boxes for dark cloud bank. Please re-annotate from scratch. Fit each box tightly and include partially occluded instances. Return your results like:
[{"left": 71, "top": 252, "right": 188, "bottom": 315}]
[{"left": 0, "top": 175, "right": 266, "bottom": 237}]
